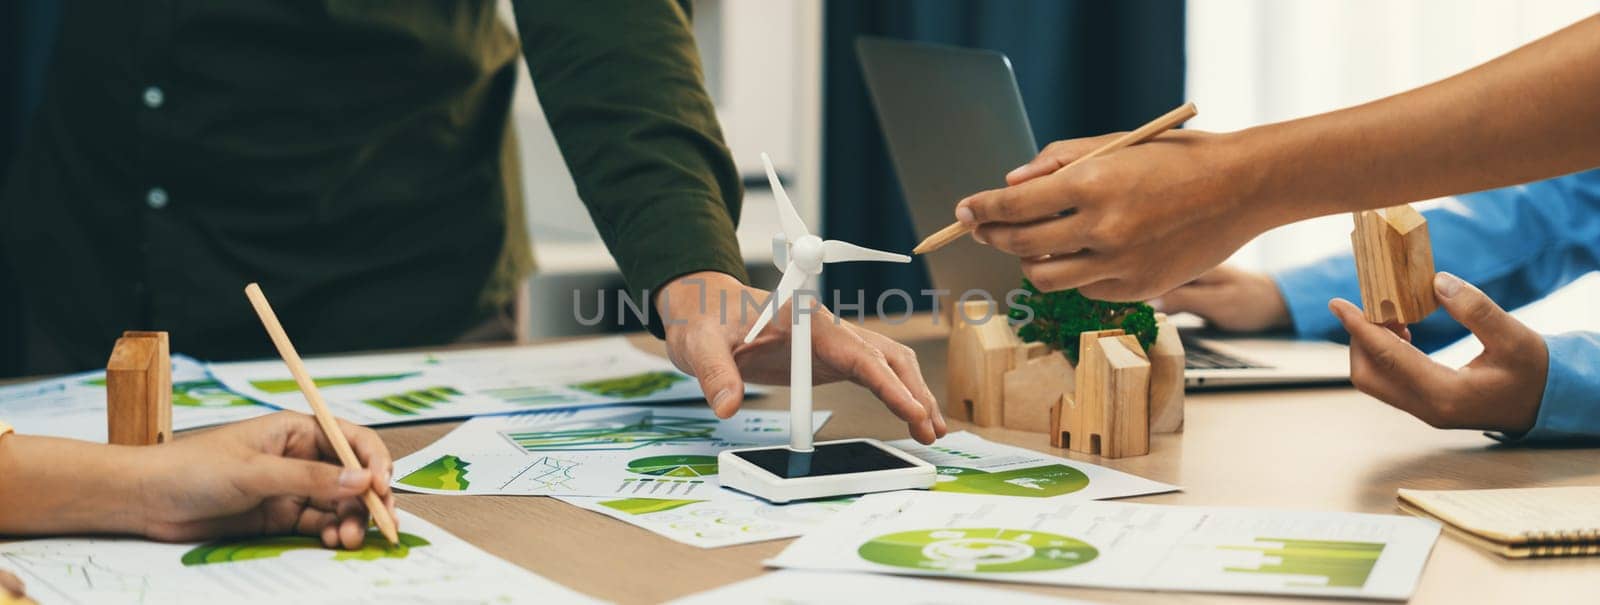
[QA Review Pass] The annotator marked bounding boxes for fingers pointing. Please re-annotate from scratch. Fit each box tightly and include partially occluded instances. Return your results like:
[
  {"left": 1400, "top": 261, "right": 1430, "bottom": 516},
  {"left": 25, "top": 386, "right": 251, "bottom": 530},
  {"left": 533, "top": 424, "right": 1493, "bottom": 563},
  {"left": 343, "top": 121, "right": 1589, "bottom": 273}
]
[
  {"left": 854, "top": 327, "right": 947, "bottom": 441},
  {"left": 812, "top": 320, "right": 934, "bottom": 443},
  {"left": 683, "top": 327, "right": 746, "bottom": 418}
]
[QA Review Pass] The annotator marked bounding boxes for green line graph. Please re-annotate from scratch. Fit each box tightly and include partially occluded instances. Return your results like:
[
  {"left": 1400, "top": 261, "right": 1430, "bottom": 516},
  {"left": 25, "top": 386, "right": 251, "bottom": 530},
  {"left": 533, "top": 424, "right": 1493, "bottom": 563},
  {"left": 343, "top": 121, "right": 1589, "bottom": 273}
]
[
  {"left": 481, "top": 386, "right": 579, "bottom": 407},
  {"left": 570, "top": 371, "right": 687, "bottom": 398},
  {"left": 1219, "top": 538, "right": 1385, "bottom": 588},
  {"left": 501, "top": 414, "right": 719, "bottom": 451},
  {"left": 181, "top": 531, "right": 429, "bottom": 566}
]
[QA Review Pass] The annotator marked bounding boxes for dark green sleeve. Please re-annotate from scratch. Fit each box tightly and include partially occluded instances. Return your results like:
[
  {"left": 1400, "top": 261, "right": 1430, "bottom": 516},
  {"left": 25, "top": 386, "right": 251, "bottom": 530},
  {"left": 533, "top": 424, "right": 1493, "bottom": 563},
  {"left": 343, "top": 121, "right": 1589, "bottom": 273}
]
[{"left": 512, "top": 0, "right": 748, "bottom": 336}]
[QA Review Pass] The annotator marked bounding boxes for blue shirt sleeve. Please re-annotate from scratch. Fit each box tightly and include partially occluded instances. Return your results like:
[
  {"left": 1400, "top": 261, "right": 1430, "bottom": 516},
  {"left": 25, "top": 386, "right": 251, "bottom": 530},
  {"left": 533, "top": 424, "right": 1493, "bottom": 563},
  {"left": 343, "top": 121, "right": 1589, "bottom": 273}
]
[
  {"left": 1270, "top": 168, "right": 1600, "bottom": 444},
  {"left": 1489, "top": 332, "right": 1600, "bottom": 443},
  {"left": 1272, "top": 167, "right": 1600, "bottom": 353}
]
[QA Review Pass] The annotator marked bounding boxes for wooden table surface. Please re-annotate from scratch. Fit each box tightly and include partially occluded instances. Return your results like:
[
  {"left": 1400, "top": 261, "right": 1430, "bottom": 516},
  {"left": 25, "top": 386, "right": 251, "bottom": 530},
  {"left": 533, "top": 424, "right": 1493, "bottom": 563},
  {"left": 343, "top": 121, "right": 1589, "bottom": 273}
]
[{"left": 378, "top": 320, "right": 1599, "bottom": 604}]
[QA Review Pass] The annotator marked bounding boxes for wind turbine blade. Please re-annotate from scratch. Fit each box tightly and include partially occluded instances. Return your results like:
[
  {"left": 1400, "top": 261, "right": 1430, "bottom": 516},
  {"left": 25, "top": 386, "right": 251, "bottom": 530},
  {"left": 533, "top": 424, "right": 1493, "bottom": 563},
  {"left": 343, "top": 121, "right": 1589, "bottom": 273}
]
[
  {"left": 771, "top": 234, "right": 788, "bottom": 270},
  {"left": 762, "top": 152, "right": 809, "bottom": 241},
  {"left": 821, "top": 240, "right": 911, "bottom": 264},
  {"left": 743, "top": 262, "right": 806, "bottom": 343}
]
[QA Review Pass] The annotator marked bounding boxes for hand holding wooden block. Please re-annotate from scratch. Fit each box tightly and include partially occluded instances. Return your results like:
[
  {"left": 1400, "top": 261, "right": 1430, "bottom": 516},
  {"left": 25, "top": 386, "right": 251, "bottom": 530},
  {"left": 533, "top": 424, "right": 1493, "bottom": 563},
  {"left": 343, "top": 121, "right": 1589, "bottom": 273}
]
[
  {"left": 106, "top": 331, "right": 172, "bottom": 446},
  {"left": 1352, "top": 204, "right": 1438, "bottom": 324}
]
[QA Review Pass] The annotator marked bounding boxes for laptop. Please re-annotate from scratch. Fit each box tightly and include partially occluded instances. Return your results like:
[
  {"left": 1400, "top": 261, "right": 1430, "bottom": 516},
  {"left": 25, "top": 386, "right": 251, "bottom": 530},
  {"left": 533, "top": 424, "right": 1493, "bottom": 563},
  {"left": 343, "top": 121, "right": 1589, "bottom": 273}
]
[{"left": 855, "top": 36, "right": 1350, "bottom": 389}]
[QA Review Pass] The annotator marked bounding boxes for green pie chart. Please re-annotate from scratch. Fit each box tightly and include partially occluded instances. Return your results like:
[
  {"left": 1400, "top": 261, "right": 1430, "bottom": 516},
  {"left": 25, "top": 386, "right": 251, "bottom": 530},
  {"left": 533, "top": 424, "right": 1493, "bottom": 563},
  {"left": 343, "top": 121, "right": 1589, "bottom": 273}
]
[
  {"left": 627, "top": 454, "right": 719, "bottom": 477},
  {"left": 932, "top": 464, "right": 1090, "bottom": 498},
  {"left": 858, "top": 528, "right": 1097, "bottom": 573}
]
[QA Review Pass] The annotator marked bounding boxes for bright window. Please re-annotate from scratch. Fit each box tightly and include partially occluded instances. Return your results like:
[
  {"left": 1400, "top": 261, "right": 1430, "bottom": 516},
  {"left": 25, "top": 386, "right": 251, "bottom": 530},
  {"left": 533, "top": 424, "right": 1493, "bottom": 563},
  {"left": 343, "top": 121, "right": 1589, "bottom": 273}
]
[{"left": 1186, "top": 0, "right": 1600, "bottom": 355}]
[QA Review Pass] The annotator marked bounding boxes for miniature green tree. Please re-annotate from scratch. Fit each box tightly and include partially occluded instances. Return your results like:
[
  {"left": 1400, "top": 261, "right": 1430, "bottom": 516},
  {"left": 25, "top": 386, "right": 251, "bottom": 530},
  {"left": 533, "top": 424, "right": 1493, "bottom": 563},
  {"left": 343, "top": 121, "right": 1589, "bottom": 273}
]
[{"left": 1009, "top": 279, "right": 1158, "bottom": 364}]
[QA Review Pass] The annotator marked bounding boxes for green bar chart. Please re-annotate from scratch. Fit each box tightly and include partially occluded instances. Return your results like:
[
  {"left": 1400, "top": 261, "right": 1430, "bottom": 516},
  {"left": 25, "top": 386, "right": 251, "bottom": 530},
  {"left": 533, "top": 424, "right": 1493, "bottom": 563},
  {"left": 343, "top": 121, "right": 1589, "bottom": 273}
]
[{"left": 1220, "top": 538, "right": 1385, "bottom": 588}]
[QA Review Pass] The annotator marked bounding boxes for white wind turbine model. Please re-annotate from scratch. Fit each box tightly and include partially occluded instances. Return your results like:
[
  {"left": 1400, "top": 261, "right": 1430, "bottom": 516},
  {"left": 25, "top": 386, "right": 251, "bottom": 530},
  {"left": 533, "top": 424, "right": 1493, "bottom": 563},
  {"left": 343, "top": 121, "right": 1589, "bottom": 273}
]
[{"left": 717, "top": 153, "right": 937, "bottom": 503}]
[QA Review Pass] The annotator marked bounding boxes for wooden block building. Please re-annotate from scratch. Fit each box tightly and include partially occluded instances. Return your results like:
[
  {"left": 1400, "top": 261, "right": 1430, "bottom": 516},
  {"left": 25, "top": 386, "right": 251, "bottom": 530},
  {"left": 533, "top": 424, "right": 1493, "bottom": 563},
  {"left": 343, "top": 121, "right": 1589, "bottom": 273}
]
[
  {"left": 106, "top": 330, "right": 173, "bottom": 446},
  {"left": 1052, "top": 330, "right": 1149, "bottom": 458},
  {"left": 947, "top": 301, "right": 1184, "bottom": 458},
  {"left": 1351, "top": 204, "right": 1437, "bottom": 324},
  {"left": 945, "top": 300, "right": 1023, "bottom": 427}
]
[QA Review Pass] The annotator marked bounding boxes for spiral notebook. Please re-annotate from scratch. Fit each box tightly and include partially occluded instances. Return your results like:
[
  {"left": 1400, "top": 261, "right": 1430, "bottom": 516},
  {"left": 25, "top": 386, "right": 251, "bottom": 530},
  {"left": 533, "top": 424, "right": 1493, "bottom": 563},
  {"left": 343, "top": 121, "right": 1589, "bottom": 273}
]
[{"left": 1397, "top": 487, "right": 1600, "bottom": 558}]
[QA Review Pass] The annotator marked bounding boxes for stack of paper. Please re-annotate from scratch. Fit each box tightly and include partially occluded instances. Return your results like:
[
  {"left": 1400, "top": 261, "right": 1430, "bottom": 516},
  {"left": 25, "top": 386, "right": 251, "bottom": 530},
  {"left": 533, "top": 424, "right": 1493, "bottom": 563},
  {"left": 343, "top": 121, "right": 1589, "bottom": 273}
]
[
  {"left": 0, "top": 510, "right": 605, "bottom": 604},
  {"left": 391, "top": 405, "right": 828, "bottom": 498},
  {"left": 550, "top": 431, "right": 1177, "bottom": 549},
  {"left": 665, "top": 570, "right": 1099, "bottom": 604},
  {"left": 0, "top": 355, "right": 273, "bottom": 442},
  {"left": 209, "top": 336, "right": 733, "bottom": 426}
]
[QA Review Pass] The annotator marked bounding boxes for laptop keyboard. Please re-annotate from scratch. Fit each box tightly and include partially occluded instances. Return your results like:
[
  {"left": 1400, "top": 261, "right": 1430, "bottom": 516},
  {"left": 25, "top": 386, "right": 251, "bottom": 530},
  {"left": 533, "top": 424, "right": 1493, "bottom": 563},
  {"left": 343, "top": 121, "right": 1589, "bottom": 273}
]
[{"left": 1180, "top": 334, "right": 1269, "bottom": 370}]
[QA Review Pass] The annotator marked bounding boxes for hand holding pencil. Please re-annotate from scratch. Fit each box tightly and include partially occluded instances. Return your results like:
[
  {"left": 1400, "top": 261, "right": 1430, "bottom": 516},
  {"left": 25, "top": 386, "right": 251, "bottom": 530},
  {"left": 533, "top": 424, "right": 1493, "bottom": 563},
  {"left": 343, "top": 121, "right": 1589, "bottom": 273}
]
[
  {"left": 915, "top": 102, "right": 1198, "bottom": 255},
  {"left": 133, "top": 411, "right": 396, "bottom": 549},
  {"left": 924, "top": 102, "right": 1274, "bottom": 302},
  {"left": 243, "top": 283, "right": 401, "bottom": 545}
]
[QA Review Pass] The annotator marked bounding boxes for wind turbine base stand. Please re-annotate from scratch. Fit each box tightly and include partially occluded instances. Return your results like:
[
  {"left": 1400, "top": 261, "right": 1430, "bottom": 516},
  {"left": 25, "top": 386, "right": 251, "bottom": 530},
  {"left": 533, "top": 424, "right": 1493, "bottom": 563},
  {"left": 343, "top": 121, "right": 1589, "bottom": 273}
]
[{"left": 717, "top": 438, "right": 937, "bottom": 503}]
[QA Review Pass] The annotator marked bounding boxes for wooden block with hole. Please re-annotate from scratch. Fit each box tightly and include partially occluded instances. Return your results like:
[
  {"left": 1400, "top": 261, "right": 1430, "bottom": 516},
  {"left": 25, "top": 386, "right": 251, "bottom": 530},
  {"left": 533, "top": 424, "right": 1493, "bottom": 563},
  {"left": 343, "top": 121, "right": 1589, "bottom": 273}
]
[
  {"left": 1048, "top": 331, "right": 1100, "bottom": 450},
  {"left": 1002, "top": 341, "right": 1072, "bottom": 433},
  {"left": 1049, "top": 329, "right": 1126, "bottom": 450},
  {"left": 106, "top": 331, "right": 172, "bottom": 445},
  {"left": 1052, "top": 330, "right": 1150, "bottom": 458},
  {"left": 1148, "top": 313, "right": 1185, "bottom": 433},
  {"left": 1351, "top": 204, "right": 1437, "bottom": 324},
  {"left": 945, "top": 299, "right": 1022, "bottom": 426}
]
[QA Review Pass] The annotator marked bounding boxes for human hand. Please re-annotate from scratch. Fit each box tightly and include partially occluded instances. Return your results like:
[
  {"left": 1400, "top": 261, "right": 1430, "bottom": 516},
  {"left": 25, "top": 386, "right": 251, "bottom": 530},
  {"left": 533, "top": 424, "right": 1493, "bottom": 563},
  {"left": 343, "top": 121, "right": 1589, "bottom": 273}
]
[
  {"left": 956, "top": 129, "right": 1272, "bottom": 301},
  {"left": 1151, "top": 265, "right": 1291, "bottom": 332},
  {"left": 1329, "top": 272, "right": 1546, "bottom": 432},
  {"left": 0, "top": 570, "right": 27, "bottom": 603},
  {"left": 136, "top": 411, "right": 396, "bottom": 549},
  {"left": 658, "top": 271, "right": 947, "bottom": 444}
]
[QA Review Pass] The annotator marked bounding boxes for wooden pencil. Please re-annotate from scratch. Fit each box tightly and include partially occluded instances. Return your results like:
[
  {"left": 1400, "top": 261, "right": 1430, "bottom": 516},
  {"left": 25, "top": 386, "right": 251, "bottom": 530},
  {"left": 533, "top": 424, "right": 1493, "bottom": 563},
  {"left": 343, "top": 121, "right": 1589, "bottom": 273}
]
[
  {"left": 242, "top": 283, "right": 400, "bottom": 546},
  {"left": 913, "top": 101, "right": 1199, "bottom": 255}
]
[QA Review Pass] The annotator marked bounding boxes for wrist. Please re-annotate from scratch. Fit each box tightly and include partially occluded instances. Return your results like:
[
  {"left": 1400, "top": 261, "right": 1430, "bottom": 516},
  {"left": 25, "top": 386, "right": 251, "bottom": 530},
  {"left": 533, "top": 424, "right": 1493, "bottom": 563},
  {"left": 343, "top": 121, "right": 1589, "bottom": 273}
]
[
  {"left": 0, "top": 437, "right": 151, "bottom": 536},
  {"left": 1265, "top": 289, "right": 1293, "bottom": 331},
  {"left": 1214, "top": 127, "right": 1299, "bottom": 233},
  {"left": 96, "top": 444, "right": 158, "bottom": 536}
]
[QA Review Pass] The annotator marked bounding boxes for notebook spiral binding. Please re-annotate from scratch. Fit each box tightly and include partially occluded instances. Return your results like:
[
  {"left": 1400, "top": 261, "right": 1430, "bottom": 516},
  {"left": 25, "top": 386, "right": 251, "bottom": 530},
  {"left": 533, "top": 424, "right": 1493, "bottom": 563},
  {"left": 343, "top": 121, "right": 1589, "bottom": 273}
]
[
  {"left": 1522, "top": 528, "right": 1600, "bottom": 544},
  {"left": 1527, "top": 542, "right": 1600, "bottom": 558}
]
